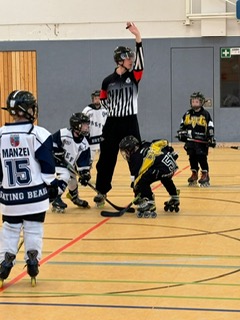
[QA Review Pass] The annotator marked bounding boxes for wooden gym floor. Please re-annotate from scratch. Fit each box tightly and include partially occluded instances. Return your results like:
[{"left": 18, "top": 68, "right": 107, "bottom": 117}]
[{"left": 1, "top": 143, "right": 240, "bottom": 320}]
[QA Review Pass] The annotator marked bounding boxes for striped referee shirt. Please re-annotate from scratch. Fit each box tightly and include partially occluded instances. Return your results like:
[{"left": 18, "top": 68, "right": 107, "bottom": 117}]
[{"left": 100, "top": 42, "right": 144, "bottom": 117}]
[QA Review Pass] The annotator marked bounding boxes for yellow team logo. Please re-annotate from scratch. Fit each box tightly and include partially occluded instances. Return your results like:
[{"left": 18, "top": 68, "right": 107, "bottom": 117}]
[{"left": 185, "top": 114, "right": 207, "bottom": 128}]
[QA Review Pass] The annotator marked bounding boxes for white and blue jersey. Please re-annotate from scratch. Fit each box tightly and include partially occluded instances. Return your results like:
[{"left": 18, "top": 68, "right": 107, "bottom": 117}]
[
  {"left": 82, "top": 104, "right": 108, "bottom": 151},
  {"left": 52, "top": 128, "right": 91, "bottom": 172},
  {"left": 0, "top": 121, "right": 56, "bottom": 216}
]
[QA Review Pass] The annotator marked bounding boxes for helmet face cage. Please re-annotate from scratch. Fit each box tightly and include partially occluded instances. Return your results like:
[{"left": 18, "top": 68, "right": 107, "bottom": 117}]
[
  {"left": 190, "top": 92, "right": 205, "bottom": 107},
  {"left": 6, "top": 90, "right": 38, "bottom": 122},
  {"left": 70, "top": 112, "right": 90, "bottom": 136},
  {"left": 119, "top": 135, "right": 140, "bottom": 161},
  {"left": 114, "top": 46, "right": 136, "bottom": 63}
]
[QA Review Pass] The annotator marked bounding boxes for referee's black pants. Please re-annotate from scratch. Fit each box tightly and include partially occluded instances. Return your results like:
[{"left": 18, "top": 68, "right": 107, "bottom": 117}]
[{"left": 96, "top": 115, "right": 141, "bottom": 195}]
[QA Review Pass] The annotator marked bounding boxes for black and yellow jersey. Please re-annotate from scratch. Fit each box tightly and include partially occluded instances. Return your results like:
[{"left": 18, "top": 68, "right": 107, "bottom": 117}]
[
  {"left": 128, "top": 140, "right": 177, "bottom": 186},
  {"left": 179, "top": 107, "right": 214, "bottom": 141}
]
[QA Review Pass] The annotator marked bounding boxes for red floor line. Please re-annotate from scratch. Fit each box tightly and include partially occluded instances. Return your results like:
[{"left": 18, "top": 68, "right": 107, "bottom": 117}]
[
  {"left": 0, "top": 165, "right": 190, "bottom": 292},
  {"left": 0, "top": 218, "right": 110, "bottom": 292}
]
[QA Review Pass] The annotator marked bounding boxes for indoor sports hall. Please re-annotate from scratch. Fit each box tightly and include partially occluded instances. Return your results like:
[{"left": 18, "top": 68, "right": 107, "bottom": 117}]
[{"left": 1, "top": 1, "right": 240, "bottom": 319}]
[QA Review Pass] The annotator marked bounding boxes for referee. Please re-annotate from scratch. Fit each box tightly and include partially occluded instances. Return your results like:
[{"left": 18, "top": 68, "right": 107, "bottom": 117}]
[{"left": 94, "top": 21, "right": 144, "bottom": 207}]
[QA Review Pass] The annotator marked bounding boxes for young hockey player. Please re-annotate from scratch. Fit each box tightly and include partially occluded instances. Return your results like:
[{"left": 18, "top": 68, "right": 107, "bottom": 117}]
[
  {"left": 0, "top": 90, "right": 58, "bottom": 287},
  {"left": 119, "top": 136, "right": 180, "bottom": 218},
  {"left": 82, "top": 90, "right": 108, "bottom": 164},
  {"left": 176, "top": 91, "right": 216, "bottom": 187},
  {"left": 94, "top": 21, "right": 144, "bottom": 208},
  {"left": 51, "top": 112, "right": 91, "bottom": 213}
]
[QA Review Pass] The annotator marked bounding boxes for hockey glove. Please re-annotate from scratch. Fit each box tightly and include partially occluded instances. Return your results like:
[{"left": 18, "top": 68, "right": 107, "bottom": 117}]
[
  {"left": 46, "top": 180, "right": 58, "bottom": 203},
  {"left": 208, "top": 137, "right": 216, "bottom": 148},
  {"left": 79, "top": 170, "right": 91, "bottom": 186},
  {"left": 171, "top": 151, "right": 179, "bottom": 160},
  {"left": 176, "top": 130, "right": 188, "bottom": 142},
  {"left": 53, "top": 148, "right": 66, "bottom": 166}
]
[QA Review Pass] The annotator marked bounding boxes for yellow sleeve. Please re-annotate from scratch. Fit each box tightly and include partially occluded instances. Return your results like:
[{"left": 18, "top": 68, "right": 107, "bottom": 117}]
[{"left": 134, "top": 140, "right": 169, "bottom": 186}]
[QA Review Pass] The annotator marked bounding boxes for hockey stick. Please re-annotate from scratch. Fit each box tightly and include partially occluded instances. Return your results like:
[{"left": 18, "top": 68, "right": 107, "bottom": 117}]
[
  {"left": 54, "top": 155, "right": 135, "bottom": 213},
  {"left": 188, "top": 142, "right": 240, "bottom": 149},
  {"left": 178, "top": 138, "right": 240, "bottom": 149},
  {"left": 100, "top": 194, "right": 140, "bottom": 217},
  {"left": 87, "top": 182, "right": 135, "bottom": 213},
  {"left": 187, "top": 138, "right": 208, "bottom": 144},
  {"left": 17, "top": 239, "right": 24, "bottom": 253}
]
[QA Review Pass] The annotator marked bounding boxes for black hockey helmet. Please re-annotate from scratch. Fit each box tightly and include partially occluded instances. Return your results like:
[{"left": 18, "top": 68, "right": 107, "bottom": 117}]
[
  {"left": 4, "top": 90, "right": 38, "bottom": 122},
  {"left": 190, "top": 92, "right": 205, "bottom": 107},
  {"left": 119, "top": 135, "right": 140, "bottom": 161},
  {"left": 91, "top": 90, "right": 100, "bottom": 100},
  {"left": 69, "top": 112, "right": 90, "bottom": 136},
  {"left": 113, "top": 46, "right": 136, "bottom": 64}
]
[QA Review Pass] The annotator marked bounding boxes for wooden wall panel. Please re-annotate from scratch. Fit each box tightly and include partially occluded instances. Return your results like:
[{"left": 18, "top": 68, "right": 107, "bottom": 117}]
[{"left": 0, "top": 51, "right": 37, "bottom": 126}]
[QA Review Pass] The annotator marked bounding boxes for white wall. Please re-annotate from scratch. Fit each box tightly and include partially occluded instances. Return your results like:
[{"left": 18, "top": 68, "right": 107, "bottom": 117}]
[{"left": 0, "top": 0, "right": 239, "bottom": 40}]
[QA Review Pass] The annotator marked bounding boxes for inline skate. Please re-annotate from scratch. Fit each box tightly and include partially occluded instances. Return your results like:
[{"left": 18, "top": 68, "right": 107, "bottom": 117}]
[
  {"left": 0, "top": 252, "right": 16, "bottom": 288},
  {"left": 198, "top": 170, "right": 210, "bottom": 187},
  {"left": 137, "top": 198, "right": 157, "bottom": 218},
  {"left": 188, "top": 170, "right": 198, "bottom": 186},
  {"left": 93, "top": 193, "right": 106, "bottom": 208},
  {"left": 164, "top": 193, "right": 180, "bottom": 213},
  {"left": 66, "top": 190, "right": 90, "bottom": 208},
  {"left": 52, "top": 195, "right": 67, "bottom": 213},
  {"left": 26, "top": 250, "right": 39, "bottom": 287}
]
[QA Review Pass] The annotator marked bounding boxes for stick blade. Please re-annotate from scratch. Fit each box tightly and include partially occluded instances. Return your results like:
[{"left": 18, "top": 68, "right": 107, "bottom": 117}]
[
  {"left": 231, "top": 146, "right": 240, "bottom": 150},
  {"left": 100, "top": 210, "right": 123, "bottom": 217},
  {"left": 100, "top": 206, "right": 135, "bottom": 217}
]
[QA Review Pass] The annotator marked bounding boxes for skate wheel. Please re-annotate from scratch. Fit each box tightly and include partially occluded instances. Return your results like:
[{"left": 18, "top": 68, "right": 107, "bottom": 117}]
[
  {"left": 96, "top": 203, "right": 105, "bottom": 209},
  {"left": 143, "top": 212, "right": 150, "bottom": 218},
  {"left": 202, "top": 183, "right": 210, "bottom": 188},
  {"left": 188, "top": 182, "right": 197, "bottom": 187},
  {"left": 31, "top": 277, "right": 36, "bottom": 287},
  {"left": 137, "top": 212, "right": 143, "bottom": 218},
  {"left": 151, "top": 212, "right": 157, "bottom": 218},
  {"left": 175, "top": 206, "right": 180, "bottom": 213},
  {"left": 51, "top": 207, "right": 56, "bottom": 212},
  {"left": 57, "top": 208, "right": 65, "bottom": 214},
  {"left": 169, "top": 207, "right": 174, "bottom": 212},
  {"left": 164, "top": 205, "right": 169, "bottom": 212}
]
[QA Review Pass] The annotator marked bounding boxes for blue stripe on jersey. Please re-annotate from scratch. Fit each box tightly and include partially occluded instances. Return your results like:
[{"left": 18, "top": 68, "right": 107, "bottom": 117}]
[
  {"left": 35, "top": 135, "right": 55, "bottom": 174},
  {"left": 0, "top": 183, "right": 48, "bottom": 205}
]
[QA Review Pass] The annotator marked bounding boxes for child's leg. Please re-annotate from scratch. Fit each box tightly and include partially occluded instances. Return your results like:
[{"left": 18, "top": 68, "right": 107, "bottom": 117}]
[
  {"left": 0, "top": 221, "right": 22, "bottom": 281},
  {"left": 23, "top": 213, "right": 45, "bottom": 280}
]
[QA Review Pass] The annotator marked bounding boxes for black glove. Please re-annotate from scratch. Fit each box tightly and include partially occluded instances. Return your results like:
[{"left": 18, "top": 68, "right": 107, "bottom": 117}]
[
  {"left": 170, "top": 151, "right": 178, "bottom": 160},
  {"left": 176, "top": 130, "right": 188, "bottom": 142},
  {"left": 53, "top": 148, "right": 65, "bottom": 166},
  {"left": 46, "top": 180, "right": 58, "bottom": 203},
  {"left": 208, "top": 137, "right": 216, "bottom": 148},
  {"left": 162, "top": 145, "right": 174, "bottom": 153},
  {"left": 79, "top": 170, "right": 91, "bottom": 186}
]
